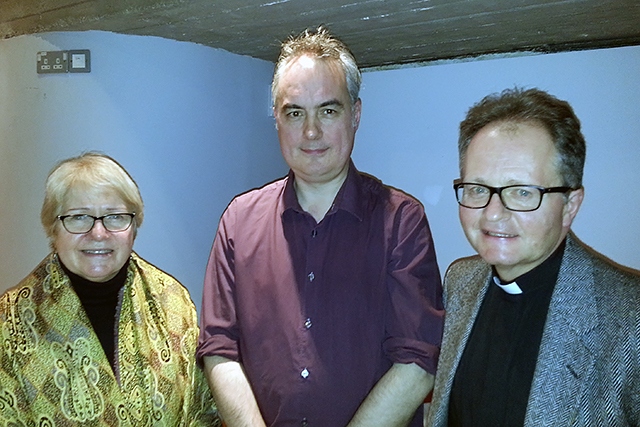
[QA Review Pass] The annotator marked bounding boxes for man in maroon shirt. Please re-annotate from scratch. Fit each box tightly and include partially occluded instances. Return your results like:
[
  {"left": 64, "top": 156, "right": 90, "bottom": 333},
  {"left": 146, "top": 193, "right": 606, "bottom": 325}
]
[{"left": 197, "top": 26, "right": 444, "bottom": 427}]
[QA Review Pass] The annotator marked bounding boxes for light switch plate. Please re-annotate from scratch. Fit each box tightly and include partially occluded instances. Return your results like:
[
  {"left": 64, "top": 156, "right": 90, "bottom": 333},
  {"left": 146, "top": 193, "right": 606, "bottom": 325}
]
[{"left": 69, "top": 49, "right": 91, "bottom": 73}]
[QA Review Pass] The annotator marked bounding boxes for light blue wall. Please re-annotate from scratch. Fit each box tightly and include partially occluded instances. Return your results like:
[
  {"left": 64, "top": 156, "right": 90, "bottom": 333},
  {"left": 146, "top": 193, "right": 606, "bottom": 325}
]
[
  {"left": 2, "top": 30, "right": 639, "bottom": 306},
  {"left": 354, "top": 45, "right": 640, "bottom": 274},
  {"left": 0, "top": 31, "right": 287, "bottom": 308}
]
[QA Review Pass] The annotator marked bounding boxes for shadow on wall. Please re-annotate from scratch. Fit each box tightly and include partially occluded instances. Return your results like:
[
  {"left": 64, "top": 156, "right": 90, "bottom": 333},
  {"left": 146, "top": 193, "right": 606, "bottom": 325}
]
[{"left": 0, "top": 31, "right": 286, "bottom": 308}]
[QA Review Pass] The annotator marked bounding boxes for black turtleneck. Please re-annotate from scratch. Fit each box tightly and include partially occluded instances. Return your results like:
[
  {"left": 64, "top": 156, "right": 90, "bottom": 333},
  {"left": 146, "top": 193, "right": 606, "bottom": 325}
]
[
  {"left": 60, "top": 260, "right": 129, "bottom": 371},
  {"left": 448, "top": 239, "right": 566, "bottom": 427}
]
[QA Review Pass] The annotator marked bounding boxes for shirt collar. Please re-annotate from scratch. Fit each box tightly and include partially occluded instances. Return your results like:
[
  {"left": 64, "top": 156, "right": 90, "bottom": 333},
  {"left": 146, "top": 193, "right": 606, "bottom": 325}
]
[
  {"left": 493, "top": 238, "right": 566, "bottom": 295},
  {"left": 282, "top": 160, "right": 364, "bottom": 221},
  {"left": 282, "top": 170, "right": 300, "bottom": 212},
  {"left": 492, "top": 276, "right": 523, "bottom": 295}
]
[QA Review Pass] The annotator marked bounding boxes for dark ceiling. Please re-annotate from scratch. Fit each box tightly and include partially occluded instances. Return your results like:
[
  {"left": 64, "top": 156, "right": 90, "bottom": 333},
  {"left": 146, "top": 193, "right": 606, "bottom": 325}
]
[{"left": 2, "top": 0, "right": 640, "bottom": 69}]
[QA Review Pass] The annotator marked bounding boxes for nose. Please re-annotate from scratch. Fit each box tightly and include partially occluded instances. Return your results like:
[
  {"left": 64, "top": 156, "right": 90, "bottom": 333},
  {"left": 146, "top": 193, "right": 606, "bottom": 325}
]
[
  {"left": 304, "top": 115, "right": 322, "bottom": 140},
  {"left": 88, "top": 218, "right": 110, "bottom": 239},
  {"left": 483, "top": 193, "right": 510, "bottom": 221}
]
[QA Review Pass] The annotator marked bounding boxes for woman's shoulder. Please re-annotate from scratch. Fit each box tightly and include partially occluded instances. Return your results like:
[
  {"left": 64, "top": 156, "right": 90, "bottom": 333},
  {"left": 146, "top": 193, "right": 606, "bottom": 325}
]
[
  {"left": 2, "top": 254, "right": 62, "bottom": 302},
  {"left": 129, "top": 252, "right": 197, "bottom": 314}
]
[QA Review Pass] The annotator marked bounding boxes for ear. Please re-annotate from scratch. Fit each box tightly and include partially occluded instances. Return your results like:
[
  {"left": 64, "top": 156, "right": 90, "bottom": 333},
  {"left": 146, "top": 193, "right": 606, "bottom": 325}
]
[
  {"left": 272, "top": 104, "right": 282, "bottom": 131},
  {"left": 352, "top": 98, "right": 362, "bottom": 131},
  {"left": 562, "top": 187, "right": 584, "bottom": 228}
]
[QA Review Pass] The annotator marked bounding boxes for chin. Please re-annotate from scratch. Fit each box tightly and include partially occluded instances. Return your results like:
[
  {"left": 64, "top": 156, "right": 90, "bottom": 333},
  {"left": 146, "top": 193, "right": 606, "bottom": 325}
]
[
  {"left": 83, "top": 268, "right": 119, "bottom": 282},
  {"left": 476, "top": 248, "right": 519, "bottom": 267}
]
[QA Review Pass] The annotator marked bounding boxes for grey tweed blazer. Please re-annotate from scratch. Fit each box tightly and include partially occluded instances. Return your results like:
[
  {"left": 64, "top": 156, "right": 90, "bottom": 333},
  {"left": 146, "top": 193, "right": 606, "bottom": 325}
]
[{"left": 426, "top": 232, "right": 640, "bottom": 426}]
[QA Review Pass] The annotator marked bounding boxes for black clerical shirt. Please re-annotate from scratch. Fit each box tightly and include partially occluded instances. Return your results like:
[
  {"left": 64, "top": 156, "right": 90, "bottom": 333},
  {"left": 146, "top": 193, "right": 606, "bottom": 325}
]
[{"left": 448, "top": 240, "right": 566, "bottom": 427}]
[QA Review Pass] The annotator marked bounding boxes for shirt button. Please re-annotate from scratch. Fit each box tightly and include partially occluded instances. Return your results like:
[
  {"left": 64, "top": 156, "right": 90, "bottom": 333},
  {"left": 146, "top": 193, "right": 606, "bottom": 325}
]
[
  {"left": 301, "top": 368, "right": 309, "bottom": 379},
  {"left": 311, "top": 229, "right": 317, "bottom": 237},
  {"left": 301, "top": 418, "right": 308, "bottom": 427},
  {"left": 308, "top": 272, "right": 315, "bottom": 282},
  {"left": 304, "top": 318, "right": 312, "bottom": 329}
]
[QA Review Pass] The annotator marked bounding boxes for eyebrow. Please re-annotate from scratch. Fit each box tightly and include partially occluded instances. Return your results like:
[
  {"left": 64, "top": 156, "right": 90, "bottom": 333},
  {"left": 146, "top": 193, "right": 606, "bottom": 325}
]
[
  {"left": 281, "top": 99, "right": 344, "bottom": 110},
  {"left": 64, "top": 206, "right": 128, "bottom": 213},
  {"left": 319, "top": 99, "right": 344, "bottom": 109}
]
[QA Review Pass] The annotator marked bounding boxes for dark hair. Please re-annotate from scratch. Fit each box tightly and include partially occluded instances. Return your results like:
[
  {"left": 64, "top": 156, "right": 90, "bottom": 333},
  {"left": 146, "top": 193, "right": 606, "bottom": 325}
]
[
  {"left": 459, "top": 88, "right": 586, "bottom": 189},
  {"left": 272, "top": 25, "right": 361, "bottom": 107}
]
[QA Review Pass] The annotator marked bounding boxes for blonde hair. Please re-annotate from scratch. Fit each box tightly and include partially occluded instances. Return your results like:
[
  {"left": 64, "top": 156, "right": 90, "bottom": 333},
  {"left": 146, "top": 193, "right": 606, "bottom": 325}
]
[{"left": 41, "top": 152, "right": 144, "bottom": 244}]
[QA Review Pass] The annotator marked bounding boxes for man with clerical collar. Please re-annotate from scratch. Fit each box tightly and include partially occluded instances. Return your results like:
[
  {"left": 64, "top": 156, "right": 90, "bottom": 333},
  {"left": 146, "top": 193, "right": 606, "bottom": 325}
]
[{"left": 426, "top": 88, "right": 640, "bottom": 426}]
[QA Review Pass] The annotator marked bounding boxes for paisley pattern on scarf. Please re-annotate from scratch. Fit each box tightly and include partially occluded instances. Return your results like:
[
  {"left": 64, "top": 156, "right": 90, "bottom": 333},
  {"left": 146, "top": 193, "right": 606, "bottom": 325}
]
[
  {"left": 1, "top": 286, "right": 38, "bottom": 357},
  {"left": 51, "top": 338, "right": 104, "bottom": 422},
  {"left": 0, "top": 252, "right": 221, "bottom": 427}
]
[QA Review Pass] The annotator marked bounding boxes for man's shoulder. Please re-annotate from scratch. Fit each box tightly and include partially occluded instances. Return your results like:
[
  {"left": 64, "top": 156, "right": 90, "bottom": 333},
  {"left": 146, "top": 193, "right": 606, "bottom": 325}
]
[
  {"left": 445, "top": 255, "right": 488, "bottom": 281},
  {"left": 567, "top": 234, "right": 640, "bottom": 280},
  {"left": 232, "top": 176, "right": 288, "bottom": 204},
  {"left": 443, "top": 255, "right": 489, "bottom": 304},
  {"left": 447, "top": 254, "right": 487, "bottom": 270},
  {"left": 566, "top": 234, "right": 640, "bottom": 303},
  {"left": 217, "top": 176, "right": 289, "bottom": 231},
  {"left": 562, "top": 236, "right": 640, "bottom": 351},
  {"left": 357, "top": 171, "right": 423, "bottom": 209},
  {"left": 222, "top": 176, "right": 288, "bottom": 218}
]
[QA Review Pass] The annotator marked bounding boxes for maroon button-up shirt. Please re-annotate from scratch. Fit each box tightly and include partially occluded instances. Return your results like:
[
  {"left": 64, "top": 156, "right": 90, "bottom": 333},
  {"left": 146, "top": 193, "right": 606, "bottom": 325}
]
[{"left": 197, "top": 162, "right": 444, "bottom": 426}]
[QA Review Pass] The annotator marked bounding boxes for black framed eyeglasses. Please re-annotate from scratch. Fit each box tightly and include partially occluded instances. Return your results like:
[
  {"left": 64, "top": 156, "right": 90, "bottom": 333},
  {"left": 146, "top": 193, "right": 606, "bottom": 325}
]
[
  {"left": 57, "top": 213, "right": 136, "bottom": 234},
  {"left": 453, "top": 181, "right": 574, "bottom": 212}
]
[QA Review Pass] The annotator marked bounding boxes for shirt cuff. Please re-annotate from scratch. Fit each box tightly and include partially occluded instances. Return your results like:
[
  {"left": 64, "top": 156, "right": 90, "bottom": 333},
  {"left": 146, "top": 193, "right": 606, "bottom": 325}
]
[
  {"left": 383, "top": 337, "right": 440, "bottom": 375},
  {"left": 195, "top": 334, "right": 239, "bottom": 368}
]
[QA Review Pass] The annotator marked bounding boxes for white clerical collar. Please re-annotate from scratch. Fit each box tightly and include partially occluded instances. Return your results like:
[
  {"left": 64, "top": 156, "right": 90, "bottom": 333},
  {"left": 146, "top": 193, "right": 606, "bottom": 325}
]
[{"left": 493, "top": 276, "right": 523, "bottom": 295}]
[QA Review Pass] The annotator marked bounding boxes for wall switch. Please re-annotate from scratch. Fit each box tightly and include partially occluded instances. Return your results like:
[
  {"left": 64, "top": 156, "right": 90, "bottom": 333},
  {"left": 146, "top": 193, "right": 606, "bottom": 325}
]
[
  {"left": 37, "top": 50, "right": 90, "bottom": 74},
  {"left": 37, "top": 51, "right": 68, "bottom": 73},
  {"left": 69, "top": 50, "right": 91, "bottom": 73}
]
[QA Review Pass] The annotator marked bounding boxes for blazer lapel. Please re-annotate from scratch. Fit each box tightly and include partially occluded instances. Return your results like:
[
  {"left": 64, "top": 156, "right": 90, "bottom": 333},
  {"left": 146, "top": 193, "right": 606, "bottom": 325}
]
[
  {"left": 447, "top": 265, "right": 492, "bottom": 377},
  {"left": 430, "top": 258, "right": 492, "bottom": 424},
  {"left": 524, "top": 235, "right": 598, "bottom": 425}
]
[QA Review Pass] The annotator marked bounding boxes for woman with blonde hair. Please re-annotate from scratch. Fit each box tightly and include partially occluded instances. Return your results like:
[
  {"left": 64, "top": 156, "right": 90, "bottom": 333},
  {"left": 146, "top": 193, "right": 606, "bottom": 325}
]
[{"left": 0, "top": 152, "right": 220, "bottom": 426}]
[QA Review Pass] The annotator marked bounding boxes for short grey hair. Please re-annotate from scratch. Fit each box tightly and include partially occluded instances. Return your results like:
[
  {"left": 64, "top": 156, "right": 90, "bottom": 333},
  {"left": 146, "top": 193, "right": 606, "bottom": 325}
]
[{"left": 272, "top": 26, "right": 361, "bottom": 108}]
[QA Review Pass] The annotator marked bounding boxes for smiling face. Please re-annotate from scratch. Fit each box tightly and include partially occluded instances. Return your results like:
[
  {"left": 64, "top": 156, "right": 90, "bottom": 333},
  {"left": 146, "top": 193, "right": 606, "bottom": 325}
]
[
  {"left": 459, "top": 121, "right": 583, "bottom": 281},
  {"left": 274, "top": 55, "right": 361, "bottom": 187},
  {"left": 54, "top": 186, "right": 135, "bottom": 282}
]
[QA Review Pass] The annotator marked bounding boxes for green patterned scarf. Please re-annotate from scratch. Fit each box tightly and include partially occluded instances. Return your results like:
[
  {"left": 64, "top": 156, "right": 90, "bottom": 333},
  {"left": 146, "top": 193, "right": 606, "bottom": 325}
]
[{"left": 0, "top": 252, "right": 221, "bottom": 426}]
